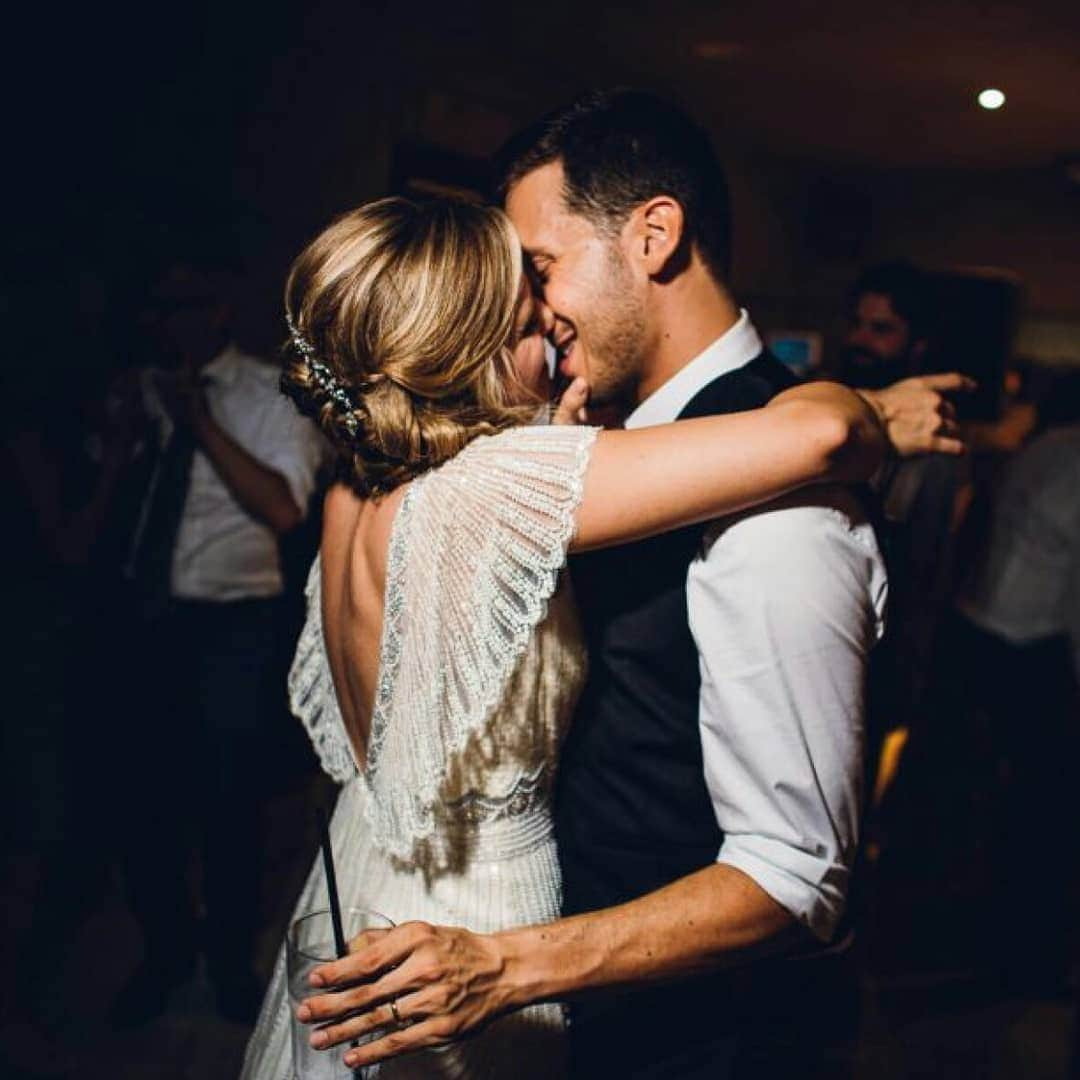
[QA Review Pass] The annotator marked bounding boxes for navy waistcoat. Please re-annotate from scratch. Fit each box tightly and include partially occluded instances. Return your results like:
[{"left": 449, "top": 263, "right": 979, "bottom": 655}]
[
  {"left": 555, "top": 351, "right": 814, "bottom": 1078},
  {"left": 557, "top": 350, "right": 798, "bottom": 915}
]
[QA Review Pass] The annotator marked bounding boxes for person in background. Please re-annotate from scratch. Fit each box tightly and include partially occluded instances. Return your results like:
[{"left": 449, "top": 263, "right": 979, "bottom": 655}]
[
  {"left": 963, "top": 357, "right": 1039, "bottom": 457},
  {"left": 1, "top": 276, "right": 157, "bottom": 1069},
  {"left": 840, "top": 262, "right": 972, "bottom": 768},
  {"left": 839, "top": 261, "right": 934, "bottom": 391},
  {"left": 111, "top": 260, "right": 325, "bottom": 1026},
  {"left": 953, "top": 370, "right": 1080, "bottom": 999}
]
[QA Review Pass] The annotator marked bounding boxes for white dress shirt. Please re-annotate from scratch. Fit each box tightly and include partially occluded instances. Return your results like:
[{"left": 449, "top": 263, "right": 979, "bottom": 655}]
[
  {"left": 625, "top": 311, "right": 888, "bottom": 941},
  {"left": 961, "top": 425, "right": 1080, "bottom": 680},
  {"left": 141, "top": 344, "right": 326, "bottom": 601}
]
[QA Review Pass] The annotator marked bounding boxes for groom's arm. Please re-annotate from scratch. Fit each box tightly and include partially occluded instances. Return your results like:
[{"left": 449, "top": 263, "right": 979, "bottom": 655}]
[
  {"left": 499, "top": 487, "right": 886, "bottom": 1000},
  {"left": 301, "top": 862, "right": 802, "bottom": 1065},
  {"left": 495, "top": 862, "right": 800, "bottom": 1000},
  {"left": 692, "top": 487, "right": 883, "bottom": 942}
]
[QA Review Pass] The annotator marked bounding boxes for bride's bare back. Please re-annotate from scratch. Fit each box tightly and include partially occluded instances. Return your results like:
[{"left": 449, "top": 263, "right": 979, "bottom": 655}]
[{"left": 318, "top": 482, "right": 408, "bottom": 768}]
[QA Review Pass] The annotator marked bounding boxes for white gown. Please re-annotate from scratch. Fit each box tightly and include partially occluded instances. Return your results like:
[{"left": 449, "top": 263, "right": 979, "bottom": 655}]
[{"left": 242, "top": 424, "right": 598, "bottom": 1079}]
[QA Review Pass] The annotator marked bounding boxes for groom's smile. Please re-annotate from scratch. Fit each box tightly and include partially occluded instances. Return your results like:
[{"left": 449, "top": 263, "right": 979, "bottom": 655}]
[
  {"left": 552, "top": 325, "right": 579, "bottom": 378},
  {"left": 506, "top": 160, "right": 647, "bottom": 410}
]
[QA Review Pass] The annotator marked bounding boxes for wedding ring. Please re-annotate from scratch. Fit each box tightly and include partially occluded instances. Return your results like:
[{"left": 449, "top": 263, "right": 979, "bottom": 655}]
[{"left": 388, "top": 998, "right": 404, "bottom": 1028}]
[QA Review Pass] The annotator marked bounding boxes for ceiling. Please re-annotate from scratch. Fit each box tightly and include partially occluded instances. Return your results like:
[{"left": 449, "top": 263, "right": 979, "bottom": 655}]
[{"left": 396, "top": 0, "right": 1080, "bottom": 170}]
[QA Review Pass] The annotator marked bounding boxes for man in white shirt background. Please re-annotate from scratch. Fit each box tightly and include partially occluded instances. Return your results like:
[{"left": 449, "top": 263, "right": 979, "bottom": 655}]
[
  {"left": 837, "top": 262, "right": 972, "bottom": 790},
  {"left": 112, "top": 261, "right": 325, "bottom": 1026}
]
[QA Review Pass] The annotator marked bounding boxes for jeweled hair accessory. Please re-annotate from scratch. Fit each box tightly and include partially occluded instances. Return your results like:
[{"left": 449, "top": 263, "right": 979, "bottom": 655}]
[{"left": 286, "top": 313, "right": 360, "bottom": 436}]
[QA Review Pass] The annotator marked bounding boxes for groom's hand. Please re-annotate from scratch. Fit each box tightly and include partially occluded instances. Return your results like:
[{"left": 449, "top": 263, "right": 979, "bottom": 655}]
[{"left": 296, "top": 921, "right": 515, "bottom": 1065}]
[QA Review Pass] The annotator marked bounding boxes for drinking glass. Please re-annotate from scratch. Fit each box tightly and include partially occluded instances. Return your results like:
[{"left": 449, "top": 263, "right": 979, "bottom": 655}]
[{"left": 287, "top": 907, "right": 394, "bottom": 1079}]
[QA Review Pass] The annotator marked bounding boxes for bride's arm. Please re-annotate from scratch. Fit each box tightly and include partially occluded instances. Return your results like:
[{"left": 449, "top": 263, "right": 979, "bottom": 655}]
[{"left": 572, "top": 380, "right": 883, "bottom": 552}]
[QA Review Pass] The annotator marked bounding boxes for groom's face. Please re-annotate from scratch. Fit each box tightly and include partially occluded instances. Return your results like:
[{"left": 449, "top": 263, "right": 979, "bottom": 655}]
[{"left": 506, "top": 161, "right": 647, "bottom": 410}]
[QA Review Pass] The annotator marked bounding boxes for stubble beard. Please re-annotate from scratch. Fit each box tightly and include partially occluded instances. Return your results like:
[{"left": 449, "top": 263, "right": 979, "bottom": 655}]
[{"left": 584, "top": 253, "right": 648, "bottom": 412}]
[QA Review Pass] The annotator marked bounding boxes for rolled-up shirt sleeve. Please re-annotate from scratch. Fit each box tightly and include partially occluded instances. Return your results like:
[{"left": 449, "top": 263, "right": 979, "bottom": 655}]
[{"left": 688, "top": 489, "right": 887, "bottom": 942}]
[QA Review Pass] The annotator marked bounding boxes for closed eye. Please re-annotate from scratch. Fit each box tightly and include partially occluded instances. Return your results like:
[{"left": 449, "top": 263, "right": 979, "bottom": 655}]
[{"left": 525, "top": 253, "right": 553, "bottom": 287}]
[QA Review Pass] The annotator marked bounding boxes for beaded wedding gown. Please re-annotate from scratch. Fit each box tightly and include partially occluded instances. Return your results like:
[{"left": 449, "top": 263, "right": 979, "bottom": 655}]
[{"left": 242, "top": 424, "right": 597, "bottom": 1079}]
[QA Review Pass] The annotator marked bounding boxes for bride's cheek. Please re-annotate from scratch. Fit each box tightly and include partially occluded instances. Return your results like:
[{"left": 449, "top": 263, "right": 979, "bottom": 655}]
[{"left": 512, "top": 339, "right": 549, "bottom": 399}]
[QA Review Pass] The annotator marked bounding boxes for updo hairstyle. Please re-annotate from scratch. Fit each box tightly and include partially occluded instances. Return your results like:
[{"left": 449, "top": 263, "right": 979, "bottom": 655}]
[{"left": 282, "top": 197, "right": 533, "bottom": 497}]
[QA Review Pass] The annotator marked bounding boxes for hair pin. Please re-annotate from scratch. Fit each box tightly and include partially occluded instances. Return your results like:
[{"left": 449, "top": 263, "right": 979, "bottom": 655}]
[{"left": 286, "top": 313, "right": 360, "bottom": 435}]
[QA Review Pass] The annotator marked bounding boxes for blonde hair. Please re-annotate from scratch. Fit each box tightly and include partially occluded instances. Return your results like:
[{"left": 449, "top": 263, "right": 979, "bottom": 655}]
[{"left": 282, "top": 197, "right": 534, "bottom": 497}]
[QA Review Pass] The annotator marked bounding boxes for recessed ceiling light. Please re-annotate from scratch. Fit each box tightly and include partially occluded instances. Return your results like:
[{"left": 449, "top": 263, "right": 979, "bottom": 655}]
[{"left": 978, "top": 88, "right": 1006, "bottom": 110}]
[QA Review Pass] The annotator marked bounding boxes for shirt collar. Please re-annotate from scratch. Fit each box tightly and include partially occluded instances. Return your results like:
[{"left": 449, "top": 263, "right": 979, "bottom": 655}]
[{"left": 624, "top": 309, "right": 763, "bottom": 430}]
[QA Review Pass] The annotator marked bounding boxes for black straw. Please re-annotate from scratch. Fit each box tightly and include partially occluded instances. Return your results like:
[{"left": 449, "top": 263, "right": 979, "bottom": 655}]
[
  {"left": 316, "top": 807, "right": 364, "bottom": 1074},
  {"left": 316, "top": 806, "right": 347, "bottom": 959}
]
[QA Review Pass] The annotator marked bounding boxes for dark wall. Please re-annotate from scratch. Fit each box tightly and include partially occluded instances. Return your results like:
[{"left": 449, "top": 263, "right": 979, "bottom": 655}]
[{"left": 8, "top": 2, "right": 1079, "bottom": 404}]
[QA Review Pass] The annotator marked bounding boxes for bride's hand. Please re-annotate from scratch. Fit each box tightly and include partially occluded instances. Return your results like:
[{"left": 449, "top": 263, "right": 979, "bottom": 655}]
[
  {"left": 858, "top": 372, "right": 974, "bottom": 458},
  {"left": 296, "top": 921, "right": 514, "bottom": 1066},
  {"left": 551, "top": 376, "right": 590, "bottom": 425}
]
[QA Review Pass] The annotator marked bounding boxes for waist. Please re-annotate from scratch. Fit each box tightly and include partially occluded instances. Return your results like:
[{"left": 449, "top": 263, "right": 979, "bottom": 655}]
[
  {"left": 347, "top": 777, "right": 558, "bottom": 865},
  {"left": 335, "top": 781, "right": 562, "bottom": 932},
  {"left": 451, "top": 803, "right": 555, "bottom": 863}
]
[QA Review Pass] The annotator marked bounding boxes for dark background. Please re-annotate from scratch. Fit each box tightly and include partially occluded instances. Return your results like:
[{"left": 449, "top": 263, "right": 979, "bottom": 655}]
[{"left": 6, "top": 0, "right": 1079, "bottom": 385}]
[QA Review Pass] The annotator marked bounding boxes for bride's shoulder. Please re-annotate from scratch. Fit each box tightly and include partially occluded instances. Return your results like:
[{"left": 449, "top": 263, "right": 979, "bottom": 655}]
[
  {"left": 410, "top": 422, "right": 598, "bottom": 543},
  {"left": 448, "top": 422, "right": 599, "bottom": 473}
]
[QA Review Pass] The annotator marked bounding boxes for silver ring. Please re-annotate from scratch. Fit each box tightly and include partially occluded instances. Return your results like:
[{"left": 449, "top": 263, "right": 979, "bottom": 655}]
[{"left": 388, "top": 999, "right": 404, "bottom": 1028}]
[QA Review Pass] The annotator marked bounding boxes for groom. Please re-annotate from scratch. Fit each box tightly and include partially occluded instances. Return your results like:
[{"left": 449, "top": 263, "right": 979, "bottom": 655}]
[
  {"left": 501, "top": 88, "right": 885, "bottom": 1077},
  {"left": 503, "top": 91, "right": 960, "bottom": 1076}
]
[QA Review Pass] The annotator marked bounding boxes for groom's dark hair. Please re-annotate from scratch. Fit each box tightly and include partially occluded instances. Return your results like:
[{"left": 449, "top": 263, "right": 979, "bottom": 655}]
[{"left": 495, "top": 88, "right": 732, "bottom": 282}]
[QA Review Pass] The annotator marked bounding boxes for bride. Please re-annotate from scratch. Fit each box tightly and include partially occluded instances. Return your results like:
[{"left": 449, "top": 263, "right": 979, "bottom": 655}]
[{"left": 242, "top": 196, "right": 885, "bottom": 1078}]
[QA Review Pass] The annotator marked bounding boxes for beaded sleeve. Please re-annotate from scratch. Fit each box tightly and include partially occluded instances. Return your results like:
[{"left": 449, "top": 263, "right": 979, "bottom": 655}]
[
  {"left": 363, "top": 423, "right": 598, "bottom": 863},
  {"left": 287, "top": 560, "right": 358, "bottom": 784}
]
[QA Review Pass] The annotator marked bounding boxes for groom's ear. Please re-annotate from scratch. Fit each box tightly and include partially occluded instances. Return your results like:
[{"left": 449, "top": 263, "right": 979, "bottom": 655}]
[{"left": 624, "top": 196, "right": 685, "bottom": 277}]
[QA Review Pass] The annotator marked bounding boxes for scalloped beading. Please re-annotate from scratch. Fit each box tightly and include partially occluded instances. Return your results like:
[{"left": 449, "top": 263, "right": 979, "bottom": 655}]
[
  {"left": 362, "top": 425, "right": 597, "bottom": 862},
  {"left": 363, "top": 479, "right": 422, "bottom": 782},
  {"left": 286, "top": 558, "right": 359, "bottom": 784}
]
